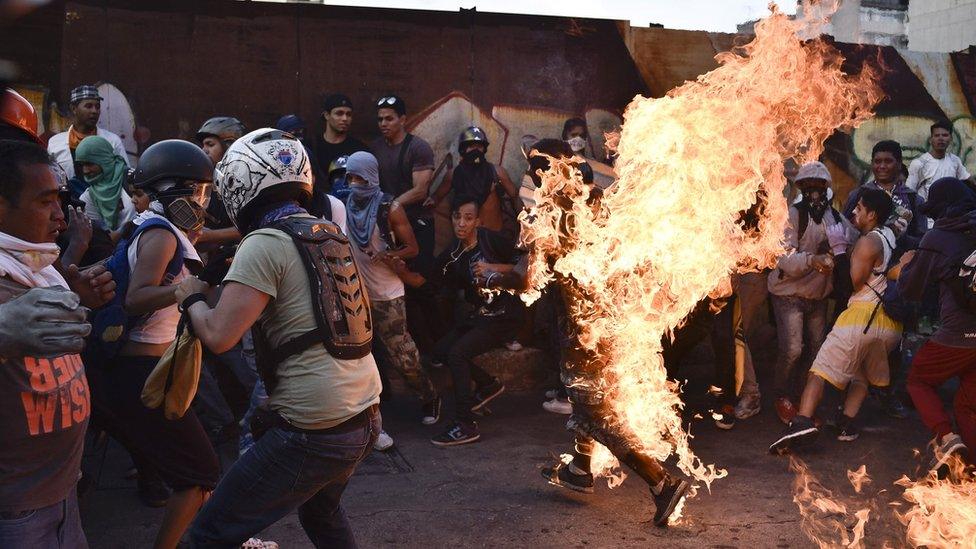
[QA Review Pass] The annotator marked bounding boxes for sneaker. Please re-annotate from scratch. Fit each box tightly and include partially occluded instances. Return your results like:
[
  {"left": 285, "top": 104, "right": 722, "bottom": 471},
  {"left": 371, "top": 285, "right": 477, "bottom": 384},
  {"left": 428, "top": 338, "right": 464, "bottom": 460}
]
[
  {"left": 505, "top": 340, "right": 523, "bottom": 351},
  {"left": 542, "top": 398, "right": 573, "bottom": 415},
  {"left": 137, "top": 477, "right": 170, "bottom": 508},
  {"left": 241, "top": 538, "right": 279, "bottom": 549},
  {"left": 775, "top": 396, "right": 797, "bottom": 425},
  {"left": 835, "top": 415, "right": 860, "bottom": 442},
  {"left": 652, "top": 476, "right": 690, "bottom": 527},
  {"left": 421, "top": 397, "right": 442, "bottom": 425},
  {"left": 471, "top": 379, "right": 505, "bottom": 412},
  {"left": 734, "top": 393, "right": 761, "bottom": 420},
  {"left": 373, "top": 430, "right": 394, "bottom": 452},
  {"left": 713, "top": 405, "right": 736, "bottom": 430},
  {"left": 769, "top": 416, "right": 819, "bottom": 454},
  {"left": 929, "top": 433, "right": 968, "bottom": 478},
  {"left": 541, "top": 462, "right": 594, "bottom": 494},
  {"left": 431, "top": 421, "right": 480, "bottom": 447}
]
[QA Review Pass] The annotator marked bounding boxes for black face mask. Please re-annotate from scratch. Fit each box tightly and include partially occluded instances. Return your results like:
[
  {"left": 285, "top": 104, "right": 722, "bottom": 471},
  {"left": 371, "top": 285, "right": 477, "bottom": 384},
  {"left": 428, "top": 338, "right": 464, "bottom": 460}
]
[
  {"left": 462, "top": 149, "right": 485, "bottom": 164},
  {"left": 801, "top": 188, "right": 829, "bottom": 223}
]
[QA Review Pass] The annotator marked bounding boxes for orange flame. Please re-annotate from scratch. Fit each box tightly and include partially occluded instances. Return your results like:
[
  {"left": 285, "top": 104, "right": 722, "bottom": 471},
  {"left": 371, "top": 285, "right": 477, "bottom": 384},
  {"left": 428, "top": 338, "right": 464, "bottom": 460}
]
[
  {"left": 847, "top": 465, "right": 872, "bottom": 494},
  {"left": 791, "top": 458, "right": 872, "bottom": 549},
  {"left": 517, "top": 0, "right": 883, "bottom": 509},
  {"left": 896, "top": 455, "right": 976, "bottom": 547}
]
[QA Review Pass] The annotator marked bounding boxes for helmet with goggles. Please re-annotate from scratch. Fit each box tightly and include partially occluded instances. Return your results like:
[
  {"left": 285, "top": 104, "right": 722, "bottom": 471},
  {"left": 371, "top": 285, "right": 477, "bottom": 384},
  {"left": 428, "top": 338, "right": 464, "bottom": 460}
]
[{"left": 132, "top": 139, "right": 214, "bottom": 232}]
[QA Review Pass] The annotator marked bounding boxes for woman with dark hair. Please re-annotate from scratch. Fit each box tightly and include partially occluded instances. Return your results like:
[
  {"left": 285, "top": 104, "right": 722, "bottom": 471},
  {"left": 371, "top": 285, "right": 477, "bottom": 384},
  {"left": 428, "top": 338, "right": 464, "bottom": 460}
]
[{"left": 389, "top": 195, "right": 522, "bottom": 446}]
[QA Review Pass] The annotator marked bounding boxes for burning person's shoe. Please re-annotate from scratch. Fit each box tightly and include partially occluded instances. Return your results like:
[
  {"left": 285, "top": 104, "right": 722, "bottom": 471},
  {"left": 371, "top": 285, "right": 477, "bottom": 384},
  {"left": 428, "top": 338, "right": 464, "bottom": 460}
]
[
  {"left": 541, "top": 462, "right": 594, "bottom": 494},
  {"left": 431, "top": 421, "right": 480, "bottom": 447},
  {"left": 421, "top": 397, "right": 442, "bottom": 425},
  {"left": 929, "top": 433, "right": 968, "bottom": 479},
  {"left": 651, "top": 476, "right": 690, "bottom": 527},
  {"left": 768, "top": 415, "right": 819, "bottom": 454}
]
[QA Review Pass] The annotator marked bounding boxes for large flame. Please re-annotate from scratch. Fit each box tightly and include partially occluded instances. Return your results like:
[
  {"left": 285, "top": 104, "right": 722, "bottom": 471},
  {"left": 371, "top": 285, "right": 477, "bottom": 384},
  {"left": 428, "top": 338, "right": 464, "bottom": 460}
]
[
  {"left": 896, "top": 456, "right": 976, "bottom": 547},
  {"left": 518, "top": 0, "right": 882, "bottom": 500}
]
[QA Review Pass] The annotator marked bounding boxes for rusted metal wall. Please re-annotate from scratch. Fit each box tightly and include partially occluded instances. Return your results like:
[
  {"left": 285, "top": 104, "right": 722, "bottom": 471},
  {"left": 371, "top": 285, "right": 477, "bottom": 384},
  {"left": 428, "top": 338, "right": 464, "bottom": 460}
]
[{"left": 48, "top": 0, "right": 646, "bottom": 144}]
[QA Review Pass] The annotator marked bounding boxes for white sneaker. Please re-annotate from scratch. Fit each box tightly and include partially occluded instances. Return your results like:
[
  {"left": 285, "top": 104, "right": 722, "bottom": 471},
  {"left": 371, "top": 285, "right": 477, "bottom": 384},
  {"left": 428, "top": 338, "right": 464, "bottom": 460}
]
[
  {"left": 505, "top": 340, "right": 523, "bottom": 351},
  {"left": 241, "top": 538, "right": 279, "bottom": 549},
  {"left": 542, "top": 398, "right": 572, "bottom": 415},
  {"left": 374, "top": 430, "right": 394, "bottom": 451}
]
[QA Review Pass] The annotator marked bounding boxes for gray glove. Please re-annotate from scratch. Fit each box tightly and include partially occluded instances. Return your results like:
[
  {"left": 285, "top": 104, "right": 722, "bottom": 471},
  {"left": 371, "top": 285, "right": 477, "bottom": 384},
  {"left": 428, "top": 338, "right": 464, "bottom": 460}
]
[{"left": 0, "top": 287, "right": 91, "bottom": 358}]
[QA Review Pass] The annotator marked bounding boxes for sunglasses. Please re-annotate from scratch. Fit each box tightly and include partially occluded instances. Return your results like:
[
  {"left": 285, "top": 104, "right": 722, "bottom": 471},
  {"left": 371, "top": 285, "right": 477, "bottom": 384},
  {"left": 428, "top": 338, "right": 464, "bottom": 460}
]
[{"left": 376, "top": 96, "right": 399, "bottom": 106}]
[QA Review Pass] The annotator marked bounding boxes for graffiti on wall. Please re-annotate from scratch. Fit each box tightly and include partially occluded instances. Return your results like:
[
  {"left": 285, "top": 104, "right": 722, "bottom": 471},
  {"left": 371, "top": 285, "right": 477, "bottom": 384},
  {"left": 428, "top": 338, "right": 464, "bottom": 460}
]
[{"left": 851, "top": 115, "right": 976, "bottom": 173}]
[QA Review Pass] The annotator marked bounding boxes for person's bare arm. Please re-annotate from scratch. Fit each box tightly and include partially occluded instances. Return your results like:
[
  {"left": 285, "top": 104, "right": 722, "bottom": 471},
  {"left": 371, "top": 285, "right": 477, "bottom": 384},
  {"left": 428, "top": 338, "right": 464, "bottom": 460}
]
[
  {"left": 178, "top": 280, "right": 270, "bottom": 354},
  {"left": 849, "top": 233, "right": 883, "bottom": 293},
  {"left": 197, "top": 226, "right": 241, "bottom": 246},
  {"left": 383, "top": 205, "right": 419, "bottom": 261},
  {"left": 396, "top": 168, "right": 433, "bottom": 207},
  {"left": 426, "top": 169, "right": 453, "bottom": 206},
  {"left": 125, "top": 229, "right": 180, "bottom": 315}
]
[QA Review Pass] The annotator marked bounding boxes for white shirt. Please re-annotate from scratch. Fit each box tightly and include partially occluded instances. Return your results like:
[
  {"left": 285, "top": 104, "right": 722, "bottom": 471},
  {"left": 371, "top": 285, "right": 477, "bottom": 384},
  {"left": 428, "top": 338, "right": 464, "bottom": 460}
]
[
  {"left": 326, "top": 195, "right": 348, "bottom": 235},
  {"left": 350, "top": 223, "right": 404, "bottom": 302},
  {"left": 80, "top": 188, "right": 137, "bottom": 231},
  {"left": 906, "top": 152, "right": 972, "bottom": 202},
  {"left": 47, "top": 127, "right": 131, "bottom": 179}
]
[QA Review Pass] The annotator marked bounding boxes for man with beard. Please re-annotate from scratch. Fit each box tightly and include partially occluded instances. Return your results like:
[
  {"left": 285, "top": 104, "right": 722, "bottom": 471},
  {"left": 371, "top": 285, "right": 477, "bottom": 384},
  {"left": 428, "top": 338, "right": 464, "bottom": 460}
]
[
  {"left": 310, "top": 94, "right": 368, "bottom": 186},
  {"left": 425, "top": 126, "right": 520, "bottom": 240}
]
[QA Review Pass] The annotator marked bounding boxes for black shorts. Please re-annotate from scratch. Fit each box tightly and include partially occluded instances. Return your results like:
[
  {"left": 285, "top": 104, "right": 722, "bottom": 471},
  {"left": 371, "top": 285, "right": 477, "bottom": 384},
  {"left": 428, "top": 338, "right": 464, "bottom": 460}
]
[{"left": 89, "top": 355, "right": 220, "bottom": 491}]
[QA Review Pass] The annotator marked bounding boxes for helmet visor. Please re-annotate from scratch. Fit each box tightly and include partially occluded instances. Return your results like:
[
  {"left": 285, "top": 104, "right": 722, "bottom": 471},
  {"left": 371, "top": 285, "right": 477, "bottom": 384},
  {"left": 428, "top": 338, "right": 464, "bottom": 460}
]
[{"left": 188, "top": 181, "right": 212, "bottom": 209}]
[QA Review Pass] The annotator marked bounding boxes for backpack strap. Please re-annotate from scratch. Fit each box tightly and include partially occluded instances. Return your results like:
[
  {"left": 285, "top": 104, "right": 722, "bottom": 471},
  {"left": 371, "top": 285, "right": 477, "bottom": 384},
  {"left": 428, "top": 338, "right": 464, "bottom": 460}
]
[
  {"left": 375, "top": 193, "right": 400, "bottom": 250},
  {"left": 396, "top": 133, "right": 415, "bottom": 191}
]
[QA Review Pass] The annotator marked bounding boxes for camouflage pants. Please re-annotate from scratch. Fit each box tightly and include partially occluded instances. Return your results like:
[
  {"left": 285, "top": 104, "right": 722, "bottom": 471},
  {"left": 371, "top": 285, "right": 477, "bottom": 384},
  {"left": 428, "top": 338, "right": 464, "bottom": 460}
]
[{"left": 372, "top": 297, "right": 437, "bottom": 403}]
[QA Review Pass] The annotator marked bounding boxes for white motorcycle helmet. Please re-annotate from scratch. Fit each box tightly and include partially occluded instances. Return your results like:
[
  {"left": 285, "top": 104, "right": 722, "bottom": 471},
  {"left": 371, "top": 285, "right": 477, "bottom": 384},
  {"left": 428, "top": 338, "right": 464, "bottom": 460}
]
[{"left": 213, "top": 128, "right": 313, "bottom": 231}]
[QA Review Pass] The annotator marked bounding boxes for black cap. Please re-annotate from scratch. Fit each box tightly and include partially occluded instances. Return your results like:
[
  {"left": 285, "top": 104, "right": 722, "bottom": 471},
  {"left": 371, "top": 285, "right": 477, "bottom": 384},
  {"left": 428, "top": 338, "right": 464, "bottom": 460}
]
[
  {"left": 376, "top": 95, "right": 406, "bottom": 116},
  {"left": 322, "top": 93, "right": 353, "bottom": 113}
]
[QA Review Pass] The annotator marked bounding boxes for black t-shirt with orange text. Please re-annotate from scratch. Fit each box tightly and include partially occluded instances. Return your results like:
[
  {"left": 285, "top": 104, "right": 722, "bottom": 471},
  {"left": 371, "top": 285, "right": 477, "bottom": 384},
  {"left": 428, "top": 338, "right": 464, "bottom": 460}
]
[{"left": 0, "top": 305, "right": 90, "bottom": 512}]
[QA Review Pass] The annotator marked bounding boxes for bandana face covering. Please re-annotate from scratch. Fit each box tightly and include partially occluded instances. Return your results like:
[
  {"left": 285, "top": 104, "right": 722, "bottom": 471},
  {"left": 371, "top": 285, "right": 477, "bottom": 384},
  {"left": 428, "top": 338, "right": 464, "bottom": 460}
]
[{"left": 462, "top": 149, "right": 486, "bottom": 165}]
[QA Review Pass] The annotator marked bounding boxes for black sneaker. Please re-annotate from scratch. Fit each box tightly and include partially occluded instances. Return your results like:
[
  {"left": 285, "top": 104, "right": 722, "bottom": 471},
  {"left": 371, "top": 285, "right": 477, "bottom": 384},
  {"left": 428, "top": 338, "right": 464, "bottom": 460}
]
[
  {"left": 137, "top": 477, "right": 171, "bottom": 508},
  {"left": 471, "top": 379, "right": 505, "bottom": 412},
  {"left": 769, "top": 415, "right": 819, "bottom": 454},
  {"left": 652, "top": 476, "right": 690, "bottom": 527},
  {"left": 836, "top": 415, "right": 860, "bottom": 442},
  {"left": 541, "top": 462, "right": 594, "bottom": 494},
  {"left": 431, "top": 421, "right": 480, "bottom": 447},
  {"left": 421, "top": 397, "right": 441, "bottom": 425},
  {"left": 929, "top": 433, "right": 968, "bottom": 479}
]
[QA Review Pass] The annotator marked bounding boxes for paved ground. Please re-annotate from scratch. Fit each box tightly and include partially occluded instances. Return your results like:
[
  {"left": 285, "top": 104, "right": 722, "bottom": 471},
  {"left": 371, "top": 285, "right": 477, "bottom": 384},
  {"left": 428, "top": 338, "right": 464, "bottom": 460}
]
[{"left": 81, "top": 372, "right": 935, "bottom": 548}]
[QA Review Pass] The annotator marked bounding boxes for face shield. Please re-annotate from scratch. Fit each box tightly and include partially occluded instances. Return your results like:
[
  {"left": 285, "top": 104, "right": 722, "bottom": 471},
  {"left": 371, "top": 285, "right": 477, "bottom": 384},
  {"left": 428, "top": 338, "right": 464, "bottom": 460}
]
[{"left": 157, "top": 180, "right": 213, "bottom": 232}]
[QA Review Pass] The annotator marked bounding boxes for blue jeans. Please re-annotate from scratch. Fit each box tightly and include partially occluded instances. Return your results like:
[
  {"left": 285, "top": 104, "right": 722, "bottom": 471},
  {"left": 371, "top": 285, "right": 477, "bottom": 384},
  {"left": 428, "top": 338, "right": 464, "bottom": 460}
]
[
  {"left": 188, "top": 406, "right": 380, "bottom": 548},
  {"left": 0, "top": 492, "right": 87, "bottom": 549}
]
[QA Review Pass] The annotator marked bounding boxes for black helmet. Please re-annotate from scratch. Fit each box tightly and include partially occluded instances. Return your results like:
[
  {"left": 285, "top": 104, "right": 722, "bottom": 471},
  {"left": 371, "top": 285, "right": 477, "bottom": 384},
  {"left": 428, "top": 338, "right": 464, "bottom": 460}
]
[
  {"left": 458, "top": 126, "right": 489, "bottom": 154},
  {"left": 196, "top": 116, "right": 246, "bottom": 145},
  {"left": 133, "top": 139, "right": 214, "bottom": 191}
]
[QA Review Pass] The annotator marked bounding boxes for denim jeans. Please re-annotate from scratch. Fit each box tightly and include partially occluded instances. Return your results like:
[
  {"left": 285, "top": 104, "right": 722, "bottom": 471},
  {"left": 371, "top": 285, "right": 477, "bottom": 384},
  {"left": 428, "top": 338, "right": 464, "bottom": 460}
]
[
  {"left": 0, "top": 491, "right": 87, "bottom": 549},
  {"left": 771, "top": 294, "right": 828, "bottom": 399},
  {"left": 188, "top": 406, "right": 380, "bottom": 549}
]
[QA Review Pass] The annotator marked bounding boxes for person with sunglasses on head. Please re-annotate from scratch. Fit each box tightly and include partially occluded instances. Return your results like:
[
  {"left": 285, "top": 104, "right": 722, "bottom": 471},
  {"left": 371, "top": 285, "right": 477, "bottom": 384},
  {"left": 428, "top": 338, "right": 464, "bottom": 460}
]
[{"left": 370, "top": 95, "right": 443, "bottom": 356}]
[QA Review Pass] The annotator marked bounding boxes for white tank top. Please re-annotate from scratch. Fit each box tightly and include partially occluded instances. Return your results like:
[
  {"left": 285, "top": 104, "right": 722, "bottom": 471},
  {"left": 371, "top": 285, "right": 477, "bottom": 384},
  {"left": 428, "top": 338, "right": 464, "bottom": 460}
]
[
  {"left": 849, "top": 227, "right": 895, "bottom": 305},
  {"left": 125, "top": 216, "right": 201, "bottom": 344},
  {"left": 351, "top": 225, "right": 404, "bottom": 302}
]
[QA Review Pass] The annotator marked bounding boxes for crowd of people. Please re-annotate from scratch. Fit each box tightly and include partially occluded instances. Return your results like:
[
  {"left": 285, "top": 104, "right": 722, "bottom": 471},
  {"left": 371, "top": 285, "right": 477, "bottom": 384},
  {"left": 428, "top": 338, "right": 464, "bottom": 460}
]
[{"left": 0, "top": 82, "right": 974, "bottom": 548}]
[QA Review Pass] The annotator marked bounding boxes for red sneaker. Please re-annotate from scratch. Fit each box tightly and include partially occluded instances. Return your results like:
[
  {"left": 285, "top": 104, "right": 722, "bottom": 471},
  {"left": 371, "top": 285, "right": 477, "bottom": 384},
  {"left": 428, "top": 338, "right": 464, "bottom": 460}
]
[{"left": 775, "top": 397, "right": 797, "bottom": 425}]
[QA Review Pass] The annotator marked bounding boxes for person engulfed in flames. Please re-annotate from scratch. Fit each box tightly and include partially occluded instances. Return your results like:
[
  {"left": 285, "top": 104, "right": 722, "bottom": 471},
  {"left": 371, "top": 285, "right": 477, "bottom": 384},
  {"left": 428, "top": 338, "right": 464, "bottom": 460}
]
[{"left": 495, "top": 139, "right": 690, "bottom": 527}]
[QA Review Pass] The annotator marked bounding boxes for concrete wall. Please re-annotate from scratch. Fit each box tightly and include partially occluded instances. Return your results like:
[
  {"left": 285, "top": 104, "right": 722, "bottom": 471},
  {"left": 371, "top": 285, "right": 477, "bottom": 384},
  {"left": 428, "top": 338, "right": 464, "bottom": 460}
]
[{"left": 908, "top": 0, "right": 976, "bottom": 53}]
